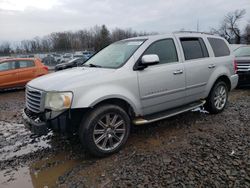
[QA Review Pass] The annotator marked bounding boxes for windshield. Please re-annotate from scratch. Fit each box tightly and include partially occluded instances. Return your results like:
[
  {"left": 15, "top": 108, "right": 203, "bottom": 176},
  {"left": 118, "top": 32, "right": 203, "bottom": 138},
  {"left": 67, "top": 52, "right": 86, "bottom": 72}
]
[
  {"left": 84, "top": 40, "right": 145, "bottom": 68},
  {"left": 234, "top": 46, "right": 250, "bottom": 57}
]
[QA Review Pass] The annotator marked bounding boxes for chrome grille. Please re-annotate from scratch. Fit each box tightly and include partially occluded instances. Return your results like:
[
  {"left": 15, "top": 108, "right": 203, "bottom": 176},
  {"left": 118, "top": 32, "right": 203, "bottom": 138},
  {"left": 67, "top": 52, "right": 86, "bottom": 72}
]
[
  {"left": 26, "top": 86, "right": 44, "bottom": 113},
  {"left": 237, "top": 61, "right": 250, "bottom": 72}
]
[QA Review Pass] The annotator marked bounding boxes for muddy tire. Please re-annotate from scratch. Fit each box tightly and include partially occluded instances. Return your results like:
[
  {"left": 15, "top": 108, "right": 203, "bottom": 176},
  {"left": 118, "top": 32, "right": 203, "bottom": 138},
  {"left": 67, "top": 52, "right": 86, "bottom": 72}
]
[
  {"left": 79, "top": 104, "right": 130, "bottom": 157},
  {"left": 205, "top": 81, "right": 228, "bottom": 114}
]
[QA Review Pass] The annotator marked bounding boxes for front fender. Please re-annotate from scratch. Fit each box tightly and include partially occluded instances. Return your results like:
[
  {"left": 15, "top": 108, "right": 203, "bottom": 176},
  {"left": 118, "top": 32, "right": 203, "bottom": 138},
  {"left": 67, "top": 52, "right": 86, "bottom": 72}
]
[{"left": 71, "top": 84, "right": 142, "bottom": 115}]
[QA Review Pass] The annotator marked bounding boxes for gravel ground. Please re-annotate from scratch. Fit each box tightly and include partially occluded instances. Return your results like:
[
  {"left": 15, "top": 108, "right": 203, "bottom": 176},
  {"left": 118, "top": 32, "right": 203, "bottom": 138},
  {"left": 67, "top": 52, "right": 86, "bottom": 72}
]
[{"left": 0, "top": 88, "right": 249, "bottom": 188}]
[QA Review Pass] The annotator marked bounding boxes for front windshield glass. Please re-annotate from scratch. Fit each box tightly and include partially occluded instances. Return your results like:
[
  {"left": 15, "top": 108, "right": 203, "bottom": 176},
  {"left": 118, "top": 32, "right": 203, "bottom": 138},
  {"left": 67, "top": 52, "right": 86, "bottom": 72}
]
[
  {"left": 84, "top": 40, "right": 145, "bottom": 68},
  {"left": 234, "top": 46, "right": 250, "bottom": 57}
]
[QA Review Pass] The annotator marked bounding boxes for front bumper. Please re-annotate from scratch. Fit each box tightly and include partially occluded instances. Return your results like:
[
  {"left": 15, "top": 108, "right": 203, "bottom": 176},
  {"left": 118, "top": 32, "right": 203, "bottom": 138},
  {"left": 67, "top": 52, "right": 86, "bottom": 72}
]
[
  {"left": 237, "top": 71, "right": 250, "bottom": 86},
  {"left": 22, "top": 108, "right": 48, "bottom": 135},
  {"left": 22, "top": 108, "right": 69, "bottom": 135}
]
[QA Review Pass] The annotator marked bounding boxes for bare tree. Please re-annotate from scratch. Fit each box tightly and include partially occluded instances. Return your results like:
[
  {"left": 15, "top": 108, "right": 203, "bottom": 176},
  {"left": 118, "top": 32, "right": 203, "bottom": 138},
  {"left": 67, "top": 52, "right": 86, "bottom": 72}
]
[
  {"left": 225, "top": 9, "right": 246, "bottom": 43},
  {"left": 244, "top": 23, "right": 250, "bottom": 44},
  {"left": 211, "top": 9, "right": 246, "bottom": 43},
  {"left": 0, "top": 42, "right": 11, "bottom": 56}
]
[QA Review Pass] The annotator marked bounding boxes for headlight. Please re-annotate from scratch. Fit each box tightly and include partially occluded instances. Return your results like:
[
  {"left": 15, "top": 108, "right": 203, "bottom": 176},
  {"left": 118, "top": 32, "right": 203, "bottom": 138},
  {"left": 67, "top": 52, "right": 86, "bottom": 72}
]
[{"left": 45, "top": 92, "right": 73, "bottom": 111}]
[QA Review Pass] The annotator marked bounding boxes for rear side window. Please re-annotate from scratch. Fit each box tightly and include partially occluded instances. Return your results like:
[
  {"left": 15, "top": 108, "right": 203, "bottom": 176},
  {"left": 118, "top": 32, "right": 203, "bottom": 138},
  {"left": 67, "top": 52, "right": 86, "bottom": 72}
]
[
  {"left": 143, "top": 39, "right": 178, "bottom": 64},
  {"left": 17, "top": 60, "right": 35, "bottom": 68},
  {"left": 0, "top": 61, "right": 16, "bottom": 71},
  {"left": 180, "top": 38, "right": 209, "bottom": 60},
  {"left": 208, "top": 38, "right": 230, "bottom": 57}
]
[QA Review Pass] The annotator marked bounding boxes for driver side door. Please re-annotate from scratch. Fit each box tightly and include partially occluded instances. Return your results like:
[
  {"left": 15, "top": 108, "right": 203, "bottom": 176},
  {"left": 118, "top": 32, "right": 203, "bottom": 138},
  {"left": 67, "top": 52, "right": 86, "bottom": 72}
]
[{"left": 137, "top": 38, "right": 186, "bottom": 115}]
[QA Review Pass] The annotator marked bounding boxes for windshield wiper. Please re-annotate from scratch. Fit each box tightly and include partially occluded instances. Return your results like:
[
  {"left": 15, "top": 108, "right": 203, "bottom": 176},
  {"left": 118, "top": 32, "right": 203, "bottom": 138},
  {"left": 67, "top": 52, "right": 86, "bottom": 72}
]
[{"left": 88, "top": 63, "right": 102, "bottom": 68}]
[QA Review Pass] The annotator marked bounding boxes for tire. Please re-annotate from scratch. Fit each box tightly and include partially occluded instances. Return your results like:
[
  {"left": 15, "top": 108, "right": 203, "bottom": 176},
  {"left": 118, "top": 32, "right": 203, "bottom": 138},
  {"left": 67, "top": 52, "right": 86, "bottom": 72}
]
[
  {"left": 79, "top": 104, "right": 131, "bottom": 157},
  {"left": 205, "top": 81, "right": 228, "bottom": 114}
]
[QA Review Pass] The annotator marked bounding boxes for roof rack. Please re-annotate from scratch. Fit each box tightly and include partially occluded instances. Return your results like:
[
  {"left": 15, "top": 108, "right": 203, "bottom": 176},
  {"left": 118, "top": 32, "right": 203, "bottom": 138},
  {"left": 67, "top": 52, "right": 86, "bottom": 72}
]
[{"left": 174, "top": 31, "right": 214, "bottom": 35}]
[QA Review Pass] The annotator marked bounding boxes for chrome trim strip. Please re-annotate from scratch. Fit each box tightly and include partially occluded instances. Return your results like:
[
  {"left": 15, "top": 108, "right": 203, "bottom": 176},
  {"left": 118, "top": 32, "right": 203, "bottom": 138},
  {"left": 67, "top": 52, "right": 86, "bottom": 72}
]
[
  {"left": 186, "top": 82, "right": 207, "bottom": 90},
  {"left": 141, "top": 87, "right": 186, "bottom": 100},
  {"left": 133, "top": 100, "right": 206, "bottom": 125}
]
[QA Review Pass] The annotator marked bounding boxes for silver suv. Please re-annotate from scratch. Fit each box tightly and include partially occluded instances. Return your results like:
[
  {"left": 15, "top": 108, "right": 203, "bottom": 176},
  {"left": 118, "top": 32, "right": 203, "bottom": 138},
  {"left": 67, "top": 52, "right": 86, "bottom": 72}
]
[{"left": 23, "top": 32, "right": 238, "bottom": 156}]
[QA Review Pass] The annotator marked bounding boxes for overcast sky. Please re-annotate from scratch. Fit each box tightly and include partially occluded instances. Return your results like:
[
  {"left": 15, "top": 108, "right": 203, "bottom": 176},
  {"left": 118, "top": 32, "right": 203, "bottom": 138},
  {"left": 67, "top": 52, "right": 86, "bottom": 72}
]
[{"left": 0, "top": 0, "right": 250, "bottom": 42}]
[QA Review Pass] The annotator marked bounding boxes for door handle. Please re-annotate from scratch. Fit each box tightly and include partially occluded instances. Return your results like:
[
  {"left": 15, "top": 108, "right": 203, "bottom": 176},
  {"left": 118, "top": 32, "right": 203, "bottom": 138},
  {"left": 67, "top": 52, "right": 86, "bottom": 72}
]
[
  {"left": 208, "top": 64, "right": 216, "bottom": 69},
  {"left": 173, "top": 70, "right": 183, "bottom": 75}
]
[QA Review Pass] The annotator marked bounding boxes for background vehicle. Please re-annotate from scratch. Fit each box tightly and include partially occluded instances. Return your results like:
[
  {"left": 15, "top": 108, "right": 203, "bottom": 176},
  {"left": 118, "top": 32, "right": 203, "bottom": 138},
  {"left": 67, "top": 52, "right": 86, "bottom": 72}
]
[
  {"left": 52, "top": 54, "right": 63, "bottom": 63},
  {"left": 234, "top": 45, "right": 250, "bottom": 86},
  {"left": 60, "top": 53, "right": 73, "bottom": 63},
  {"left": 82, "top": 51, "right": 94, "bottom": 59},
  {"left": 55, "top": 57, "right": 87, "bottom": 71},
  {"left": 23, "top": 32, "right": 238, "bottom": 156},
  {"left": 0, "top": 58, "right": 48, "bottom": 89},
  {"left": 42, "top": 54, "right": 56, "bottom": 65}
]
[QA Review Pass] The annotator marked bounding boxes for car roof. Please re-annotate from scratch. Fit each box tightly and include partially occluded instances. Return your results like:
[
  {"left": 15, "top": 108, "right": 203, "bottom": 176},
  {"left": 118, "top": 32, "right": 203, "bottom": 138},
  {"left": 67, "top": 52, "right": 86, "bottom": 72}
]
[
  {"left": 0, "top": 58, "right": 37, "bottom": 63},
  {"left": 122, "top": 31, "right": 220, "bottom": 42}
]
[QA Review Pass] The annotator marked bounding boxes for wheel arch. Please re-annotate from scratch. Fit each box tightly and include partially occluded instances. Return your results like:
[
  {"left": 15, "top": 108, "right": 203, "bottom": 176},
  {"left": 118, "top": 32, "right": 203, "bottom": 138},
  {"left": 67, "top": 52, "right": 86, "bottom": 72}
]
[
  {"left": 206, "top": 74, "right": 231, "bottom": 98},
  {"left": 215, "top": 75, "right": 231, "bottom": 91},
  {"left": 90, "top": 97, "right": 138, "bottom": 118}
]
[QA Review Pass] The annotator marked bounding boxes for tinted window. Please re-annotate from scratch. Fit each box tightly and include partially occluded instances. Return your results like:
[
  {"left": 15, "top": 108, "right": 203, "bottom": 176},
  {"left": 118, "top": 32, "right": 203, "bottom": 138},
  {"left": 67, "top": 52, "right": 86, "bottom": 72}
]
[
  {"left": 18, "top": 60, "right": 35, "bottom": 68},
  {"left": 208, "top": 38, "right": 230, "bottom": 57},
  {"left": 143, "top": 39, "right": 178, "bottom": 64},
  {"left": 180, "top": 38, "right": 209, "bottom": 60},
  {"left": 0, "top": 61, "right": 16, "bottom": 71}
]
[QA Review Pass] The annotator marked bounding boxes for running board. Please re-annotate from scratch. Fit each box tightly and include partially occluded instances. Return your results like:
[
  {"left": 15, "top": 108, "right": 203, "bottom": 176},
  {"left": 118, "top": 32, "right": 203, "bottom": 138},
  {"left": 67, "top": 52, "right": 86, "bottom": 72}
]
[{"left": 133, "top": 100, "right": 206, "bottom": 125}]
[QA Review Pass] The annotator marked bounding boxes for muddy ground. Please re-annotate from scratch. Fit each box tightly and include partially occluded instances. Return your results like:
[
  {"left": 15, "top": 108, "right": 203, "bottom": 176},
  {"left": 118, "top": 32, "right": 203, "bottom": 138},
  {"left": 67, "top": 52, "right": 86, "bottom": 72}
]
[{"left": 0, "top": 89, "right": 249, "bottom": 188}]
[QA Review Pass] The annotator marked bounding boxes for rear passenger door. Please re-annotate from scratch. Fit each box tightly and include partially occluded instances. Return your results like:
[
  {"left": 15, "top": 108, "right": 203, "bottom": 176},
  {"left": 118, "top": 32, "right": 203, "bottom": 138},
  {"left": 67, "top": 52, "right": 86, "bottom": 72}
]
[
  {"left": 178, "top": 37, "right": 212, "bottom": 103},
  {"left": 137, "top": 38, "right": 186, "bottom": 115},
  {"left": 16, "top": 60, "right": 36, "bottom": 85}
]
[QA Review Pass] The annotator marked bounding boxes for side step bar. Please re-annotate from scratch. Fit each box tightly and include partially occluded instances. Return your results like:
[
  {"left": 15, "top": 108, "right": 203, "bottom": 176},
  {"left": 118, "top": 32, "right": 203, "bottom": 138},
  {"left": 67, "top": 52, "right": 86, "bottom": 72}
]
[{"left": 133, "top": 100, "right": 206, "bottom": 125}]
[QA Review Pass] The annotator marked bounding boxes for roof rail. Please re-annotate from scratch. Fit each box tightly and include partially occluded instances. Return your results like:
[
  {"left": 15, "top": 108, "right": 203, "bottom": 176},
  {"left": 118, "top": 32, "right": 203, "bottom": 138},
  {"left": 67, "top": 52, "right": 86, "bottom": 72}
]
[{"left": 174, "top": 31, "right": 214, "bottom": 35}]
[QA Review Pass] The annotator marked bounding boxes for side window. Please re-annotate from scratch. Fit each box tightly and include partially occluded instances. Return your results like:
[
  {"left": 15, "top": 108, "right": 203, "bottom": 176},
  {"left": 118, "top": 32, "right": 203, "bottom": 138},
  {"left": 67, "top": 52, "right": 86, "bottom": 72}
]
[
  {"left": 17, "top": 60, "right": 35, "bottom": 68},
  {"left": 143, "top": 39, "right": 178, "bottom": 64},
  {"left": 0, "top": 61, "right": 16, "bottom": 71},
  {"left": 208, "top": 38, "right": 230, "bottom": 57},
  {"left": 180, "top": 38, "right": 209, "bottom": 60}
]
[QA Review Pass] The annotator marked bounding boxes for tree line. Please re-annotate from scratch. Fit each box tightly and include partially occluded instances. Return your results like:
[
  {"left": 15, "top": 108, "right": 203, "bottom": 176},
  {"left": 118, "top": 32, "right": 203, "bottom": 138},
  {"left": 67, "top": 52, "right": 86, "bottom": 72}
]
[{"left": 0, "top": 25, "right": 155, "bottom": 56}]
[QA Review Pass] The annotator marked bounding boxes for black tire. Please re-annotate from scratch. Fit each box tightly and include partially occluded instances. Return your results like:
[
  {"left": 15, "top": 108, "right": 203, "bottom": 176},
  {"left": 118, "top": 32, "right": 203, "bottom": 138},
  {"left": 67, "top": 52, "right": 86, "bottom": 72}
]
[
  {"left": 205, "top": 81, "right": 228, "bottom": 114},
  {"left": 79, "top": 104, "right": 130, "bottom": 157}
]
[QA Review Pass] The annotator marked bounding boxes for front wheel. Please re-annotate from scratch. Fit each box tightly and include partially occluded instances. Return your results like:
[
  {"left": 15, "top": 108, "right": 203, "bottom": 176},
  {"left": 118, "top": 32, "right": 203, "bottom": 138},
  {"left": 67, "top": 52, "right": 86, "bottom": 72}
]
[
  {"left": 79, "top": 104, "right": 130, "bottom": 157},
  {"left": 205, "top": 81, "right": 228, "bottom": 114}
]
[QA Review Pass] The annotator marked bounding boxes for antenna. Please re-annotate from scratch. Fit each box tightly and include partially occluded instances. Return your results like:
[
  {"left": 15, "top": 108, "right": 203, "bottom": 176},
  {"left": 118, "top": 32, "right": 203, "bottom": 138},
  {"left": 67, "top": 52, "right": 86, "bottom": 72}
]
[{"left": 197, "top": 19, "right": 199, "bottom": 32}]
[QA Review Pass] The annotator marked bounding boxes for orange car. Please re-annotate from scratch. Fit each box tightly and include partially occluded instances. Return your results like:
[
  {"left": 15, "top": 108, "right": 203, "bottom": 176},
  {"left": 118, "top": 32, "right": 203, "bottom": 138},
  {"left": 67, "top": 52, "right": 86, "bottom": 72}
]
[{"left": 0, "top": 58, "right": 48, "bottom": 89}]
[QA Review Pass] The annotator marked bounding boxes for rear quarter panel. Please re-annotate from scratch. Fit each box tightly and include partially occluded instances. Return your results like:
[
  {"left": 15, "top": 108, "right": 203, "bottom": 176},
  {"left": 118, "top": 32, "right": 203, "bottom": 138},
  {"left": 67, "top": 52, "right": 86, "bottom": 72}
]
[{"left": 203, "top": 55, "right": 234, "bottom": 98}]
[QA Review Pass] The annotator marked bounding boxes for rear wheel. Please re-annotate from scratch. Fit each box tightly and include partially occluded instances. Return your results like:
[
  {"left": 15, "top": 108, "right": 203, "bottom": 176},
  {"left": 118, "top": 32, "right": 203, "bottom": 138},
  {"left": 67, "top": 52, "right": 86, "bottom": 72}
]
[
  {"left": 205, "top": 81, "right": 228, "bottom": 114},
  {"left": 79, "top": 104, "right": 130, "bottom": 157}
]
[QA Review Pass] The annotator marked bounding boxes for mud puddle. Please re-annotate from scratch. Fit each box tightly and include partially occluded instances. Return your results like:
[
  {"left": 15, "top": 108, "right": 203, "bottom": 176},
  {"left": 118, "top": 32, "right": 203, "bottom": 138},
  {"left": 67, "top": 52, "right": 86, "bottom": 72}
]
[
  {"left": 0, "top": 152, "right": 80, "bottom": 188},
  {"left": 0, "top": 121, "right": 52, "bottom": 161}
]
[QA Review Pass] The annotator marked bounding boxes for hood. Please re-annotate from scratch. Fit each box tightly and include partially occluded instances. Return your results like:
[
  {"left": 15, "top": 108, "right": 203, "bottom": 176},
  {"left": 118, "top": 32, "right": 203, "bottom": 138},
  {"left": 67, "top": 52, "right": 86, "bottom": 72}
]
[
  {"left": 28, "top": 67, "right": 115, "bottom": 91},
  {"left": 235, "top": 56, "right": 250, "bottom": 62}
]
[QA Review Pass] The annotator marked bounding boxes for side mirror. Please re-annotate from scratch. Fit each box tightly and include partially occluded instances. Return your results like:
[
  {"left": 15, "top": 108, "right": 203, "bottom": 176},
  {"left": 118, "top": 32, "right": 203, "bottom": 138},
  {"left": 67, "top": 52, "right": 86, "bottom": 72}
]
[{"left": 141, "top": 54, "right": 159, "bottom": 65}]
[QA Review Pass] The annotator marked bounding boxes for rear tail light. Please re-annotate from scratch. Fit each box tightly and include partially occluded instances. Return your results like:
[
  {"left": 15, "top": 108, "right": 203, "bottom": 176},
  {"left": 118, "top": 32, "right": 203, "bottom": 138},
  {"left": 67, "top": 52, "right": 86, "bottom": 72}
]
[
  {"left": 43, "top": 66, "right": 49, "bottom": 71},
  {"left": 233, "top": 60, "right": 238, "bottom": 74}
]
